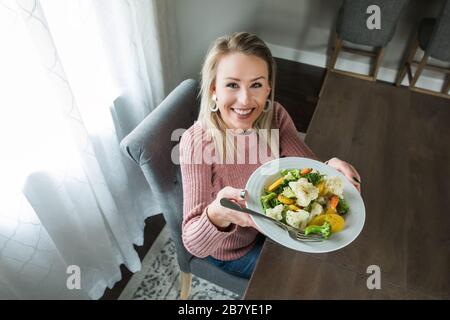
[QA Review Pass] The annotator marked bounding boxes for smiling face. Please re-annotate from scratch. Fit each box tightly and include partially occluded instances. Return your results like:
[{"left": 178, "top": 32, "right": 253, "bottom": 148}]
[{"left": 212, "top": 52, "right": 271, "bottom": 131}]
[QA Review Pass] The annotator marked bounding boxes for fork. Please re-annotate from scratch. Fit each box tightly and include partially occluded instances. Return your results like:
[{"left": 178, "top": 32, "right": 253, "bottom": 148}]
[{"left": 220, "top": 198, "right": 323, "bottom": 242}]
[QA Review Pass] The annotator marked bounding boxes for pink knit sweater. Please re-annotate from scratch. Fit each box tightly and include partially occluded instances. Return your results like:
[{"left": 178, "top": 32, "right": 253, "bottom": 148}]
[{"left": 179, "top": 102, "right": 319, "bottom": 261}]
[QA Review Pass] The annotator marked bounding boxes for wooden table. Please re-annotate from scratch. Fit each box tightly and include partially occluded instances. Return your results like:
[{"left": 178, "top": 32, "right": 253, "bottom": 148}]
[{"left": 244, "top": 72, "right": 450, "bottom": 299}]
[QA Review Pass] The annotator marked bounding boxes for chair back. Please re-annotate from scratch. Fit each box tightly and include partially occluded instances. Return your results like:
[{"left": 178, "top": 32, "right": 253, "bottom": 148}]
[
  {"left": 120, "top": 79, "right": 200, "bottom": 272},
  {"left": 427, "top": 0, "right": 450, "bottom": 62},
  {"left": 336, "top": 0, "right": 408, "bottom": 47}
]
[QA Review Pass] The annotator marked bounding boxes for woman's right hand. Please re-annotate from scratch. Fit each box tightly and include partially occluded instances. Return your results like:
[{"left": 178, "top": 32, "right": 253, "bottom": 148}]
[{"left": 207, "top": 186, "right": 254, "bottom": 229}]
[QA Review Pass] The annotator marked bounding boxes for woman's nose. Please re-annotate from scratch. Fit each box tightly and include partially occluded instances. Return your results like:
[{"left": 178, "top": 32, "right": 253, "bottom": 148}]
[{"left": 238, "top": 88, "right": 250, "bottom": 105}]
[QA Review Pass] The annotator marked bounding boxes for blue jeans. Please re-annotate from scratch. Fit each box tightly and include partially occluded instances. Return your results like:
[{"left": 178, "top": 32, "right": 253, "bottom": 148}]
[{"left": 206, "top": 234, "right": 265, "bottom": 279}]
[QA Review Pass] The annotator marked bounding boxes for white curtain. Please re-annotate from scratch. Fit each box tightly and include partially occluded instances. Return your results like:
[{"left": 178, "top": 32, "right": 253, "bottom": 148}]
[{"left": 0, "top": 0, "right": 178, "bottom": 299}]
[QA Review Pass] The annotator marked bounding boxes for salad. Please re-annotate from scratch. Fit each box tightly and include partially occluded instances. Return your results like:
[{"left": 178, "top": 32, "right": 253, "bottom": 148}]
[{"left": 260, "top": 168, "right": 350, "bottom": 239}]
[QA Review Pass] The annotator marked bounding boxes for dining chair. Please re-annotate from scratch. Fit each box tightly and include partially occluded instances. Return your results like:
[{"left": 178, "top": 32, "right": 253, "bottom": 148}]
[
  {"left": 119, "top": 79, "right": 249, "bottom": 299},
  {"left": 395, "top": 0, "right": 450, "bottom": 98},
  {"left": 320, "top": 0, "right": 408, "bottom": 96}
]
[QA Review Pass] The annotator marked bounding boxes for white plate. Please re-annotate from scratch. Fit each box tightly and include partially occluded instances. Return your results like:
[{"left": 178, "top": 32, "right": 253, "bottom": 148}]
[{"left": 245, "top": 157, "right": 365, "bottom": 253}]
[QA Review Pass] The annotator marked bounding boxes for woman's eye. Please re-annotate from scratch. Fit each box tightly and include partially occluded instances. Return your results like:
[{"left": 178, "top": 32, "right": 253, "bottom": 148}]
[
  {"left": 251, "top": 82, "right": 262, "bottom": 88},
  {"left": 226, "top": 83, "right": 239, "bottom": 89}
]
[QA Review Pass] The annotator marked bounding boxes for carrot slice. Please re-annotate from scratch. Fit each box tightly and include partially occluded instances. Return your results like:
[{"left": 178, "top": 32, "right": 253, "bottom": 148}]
[
  {"left": 300, "top": 168, "right": 312, "bottom": 175},
  {"left": 329, "top": 195, "right": 339, "bottom": 209},
  {"left": 324, "top": 213, "right": 345, "bottom": 233},
  {"left": 288, "top": 204, "right": 301, "bottom": 211},
  {"left": 268, "top": 177, "right": 284, "bottom": 192},
  {"left": 308, "top": 213, "right": 345, "bottom": 233},
  {"left": 317, "top": 181, "right": 326, "bottom": 196},
  {"left": 309, "top": 214, "right": 326, "bottom": 226},
  {"left": 278, "top": 195, "right": 294, "bottom": 205}
]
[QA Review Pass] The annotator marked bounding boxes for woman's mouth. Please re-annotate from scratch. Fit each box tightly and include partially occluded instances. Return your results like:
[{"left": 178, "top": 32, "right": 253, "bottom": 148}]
[{"left": 231, "top": 108, "right": 255, "bottom": 119}]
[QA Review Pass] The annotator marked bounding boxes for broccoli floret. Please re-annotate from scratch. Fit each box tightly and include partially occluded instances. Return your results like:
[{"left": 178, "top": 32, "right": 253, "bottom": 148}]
[
  {"left": 272, "top": 179, "right": 290, "bottom": 194},
  {"left": 281, "top": 169, "right": 300, "bottom": 181},
  {"left": 336, "top": 197, "right": 349, "bottom": 215},
  {"left": 261, "top": 192, "right": 277, "bottom": 210},
  {"left": 304, "top": 221, "right": 332, "bottom": 239},
  {"left": 290, "top": 169, "right": 300, "bottom": 180},
  {"left": 281, "top": 179, "right": 290, "bottom": 187},
  {"left": 303, "top": 172, "right": 324, "bottom": 185},
  {"left": 281, "top": 186, "right": 296, "bottom": 198},
  {"left": 269, "top": 197, "right": 281, "bottom": 208}
]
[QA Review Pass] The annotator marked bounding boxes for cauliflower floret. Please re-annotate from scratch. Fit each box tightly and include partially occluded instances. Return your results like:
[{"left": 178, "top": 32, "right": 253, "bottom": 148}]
[
  {"left": 281, "top": 186, "right": 296, "bottom": 198},
  {"left": 286, "top": 209, "right": 310, "bottom": 230},
  {"left": 284, "top": 171, "right": 296, "bottom": 181},
  {"left": 308, "top": 202, "right": 323, "bottom": 223},
  {"left": 324, "top": 176, "right": 344, "bottom": 197},
  {"left": 288, "top": 178, "right": 319, "bottom": 207},
  {"left": 265, "top": 204, "right": 284, "bottom": 221}
]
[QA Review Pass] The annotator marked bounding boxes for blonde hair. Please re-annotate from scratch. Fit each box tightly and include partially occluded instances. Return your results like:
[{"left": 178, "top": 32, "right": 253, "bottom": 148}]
[{"left": 198, "top": 32, "right": 277, "bottom": 163}]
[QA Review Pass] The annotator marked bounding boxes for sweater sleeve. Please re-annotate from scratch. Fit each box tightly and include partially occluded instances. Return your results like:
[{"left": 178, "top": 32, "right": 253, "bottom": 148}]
[
  {"left": 179, "top": 126, "right": 237, "bottom": 258},
  {"left": 275, "top": 102, "right": 321, "bottom": 161}
]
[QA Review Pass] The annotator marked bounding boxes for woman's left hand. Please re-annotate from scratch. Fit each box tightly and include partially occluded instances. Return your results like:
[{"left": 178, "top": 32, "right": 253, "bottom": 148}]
[{"left": 325, "top": 157, "right": 361, "bottom": 192}]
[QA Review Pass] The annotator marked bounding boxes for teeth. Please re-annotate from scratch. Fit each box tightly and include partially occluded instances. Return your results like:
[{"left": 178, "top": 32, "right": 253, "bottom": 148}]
[{"left": 233, "top": 108, "right": 252, "bottom": 115}]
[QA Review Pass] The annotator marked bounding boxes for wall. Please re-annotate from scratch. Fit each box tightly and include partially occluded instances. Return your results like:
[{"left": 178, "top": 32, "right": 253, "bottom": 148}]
[{"left": 172, "top": 0, "right": 262, "bottom": 82}]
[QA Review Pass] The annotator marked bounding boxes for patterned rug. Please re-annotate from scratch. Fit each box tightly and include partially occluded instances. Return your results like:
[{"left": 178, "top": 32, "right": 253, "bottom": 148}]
[{"left": 119, "top": 226, "right": 239, "bottom": 300}]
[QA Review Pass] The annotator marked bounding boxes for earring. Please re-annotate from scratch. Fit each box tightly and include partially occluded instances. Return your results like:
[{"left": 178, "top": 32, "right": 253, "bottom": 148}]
[
  {"left": 263, "top": 99, "right": 272, "bottom": 112},
  {"left": 209, "top": 103, "right": 219, "bottom": 112},
  {"left": 209, "top": 94, "right": 219, "bottom": 112}
]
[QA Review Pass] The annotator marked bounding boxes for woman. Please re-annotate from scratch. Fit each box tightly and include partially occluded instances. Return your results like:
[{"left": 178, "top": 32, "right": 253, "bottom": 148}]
[{"left": 179, "top": 32, "right": 361, "bottom": 279}]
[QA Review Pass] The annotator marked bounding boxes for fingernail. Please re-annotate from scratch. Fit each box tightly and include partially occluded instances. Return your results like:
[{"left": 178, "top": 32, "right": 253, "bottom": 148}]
[{"left": 353, "top": 177, "right": 361, "bottom": 184}]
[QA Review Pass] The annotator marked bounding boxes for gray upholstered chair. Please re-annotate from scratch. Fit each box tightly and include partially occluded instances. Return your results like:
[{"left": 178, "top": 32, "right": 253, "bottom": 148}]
[
  {"left": 396, "top": 0, "right": 450, "bottom": 97},
  {"left": 119, "top": 79, "right": 248, "bottom": 299},
  {"left": 321, "top": 0, "right": 408, "bottom": 94}
]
